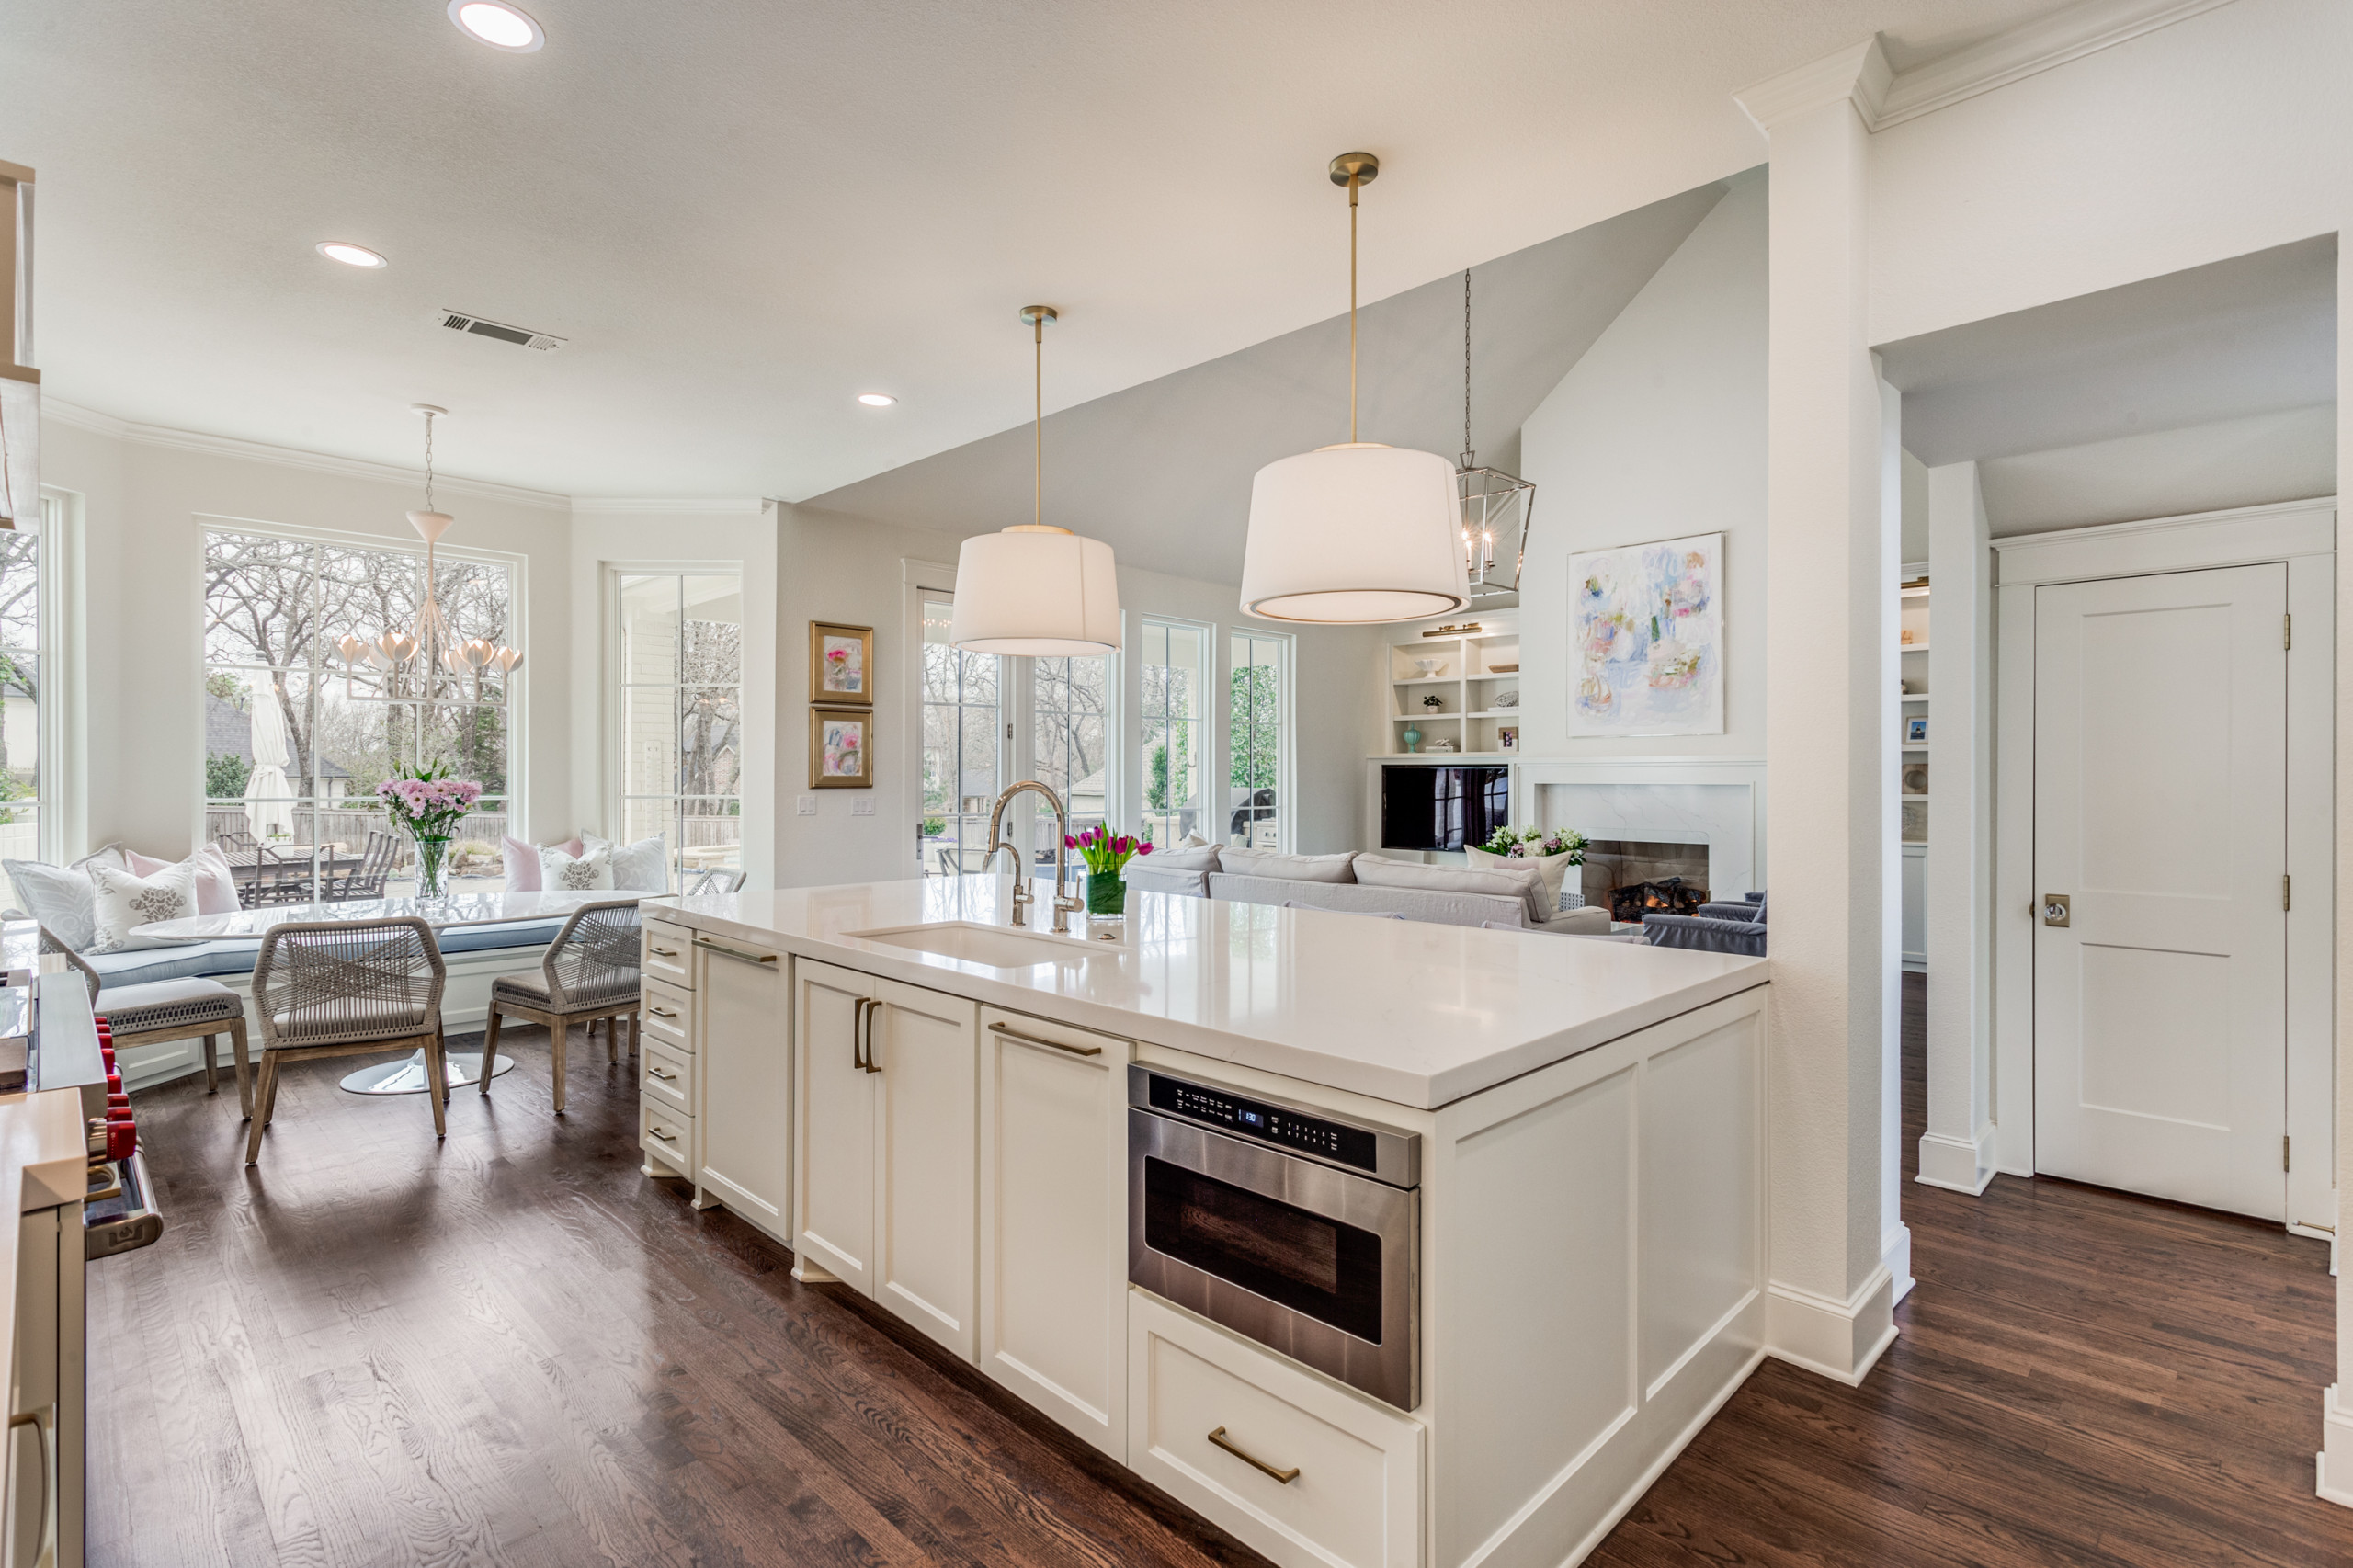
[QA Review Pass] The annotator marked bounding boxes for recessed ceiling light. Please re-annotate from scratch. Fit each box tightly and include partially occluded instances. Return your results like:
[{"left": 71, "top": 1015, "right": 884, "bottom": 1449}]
[
  {"left": 857, "top": 392, "right": 898, "bottom": 407},
  {"left": 316, "top": 242, "right": 388, "bottom": 268},
  {"left": 449, "top": 0, "right": 544, "bottom": 51}
]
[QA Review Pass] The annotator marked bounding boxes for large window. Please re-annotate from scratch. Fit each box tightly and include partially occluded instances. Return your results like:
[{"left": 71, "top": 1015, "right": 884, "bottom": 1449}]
[
  {"left": 0, "top": 503, "right": 45, "bottom": 895},
  {"left": 1140, "top": 619, "right": 1208, "bottom": 846},
  {"left": 1229, "top": 631, "right": 1289, "bottom": 849},
  {"left": 1030, "top": 653, "right": 1110, "bottom": 871},
  {"left": 618, "top": 572, "right": 742, "bottom": 884},
  {"left": 919, "top": 591, "right": 1002, "bottom": 875},
  {"left": 202, "top": 527, "right": 515, "bottom": 900}
]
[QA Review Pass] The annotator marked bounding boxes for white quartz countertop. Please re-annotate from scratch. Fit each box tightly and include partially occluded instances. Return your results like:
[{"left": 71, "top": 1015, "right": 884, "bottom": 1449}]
[{"left": 654, "top": 879, "right": 1767, "bottom": 1109}]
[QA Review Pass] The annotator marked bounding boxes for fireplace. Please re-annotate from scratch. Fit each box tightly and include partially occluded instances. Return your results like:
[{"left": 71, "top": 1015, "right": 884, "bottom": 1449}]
[{"left": 1583, "top": 840, "right": 1709, "bottom": 922}]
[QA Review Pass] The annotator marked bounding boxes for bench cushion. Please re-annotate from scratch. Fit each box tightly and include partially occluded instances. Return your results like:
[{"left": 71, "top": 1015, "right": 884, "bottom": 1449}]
[{"left": 84, "top": 918, "right": 571, "bottom": 988}]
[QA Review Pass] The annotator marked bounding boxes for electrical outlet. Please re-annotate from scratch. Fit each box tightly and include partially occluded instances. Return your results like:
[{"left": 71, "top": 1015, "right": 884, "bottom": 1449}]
[
  {"left": 796, "top": 794, "right": 817, "bottom": 816},
  {"left": 851, "top": 796, "right": 874, "bottom": 817}
]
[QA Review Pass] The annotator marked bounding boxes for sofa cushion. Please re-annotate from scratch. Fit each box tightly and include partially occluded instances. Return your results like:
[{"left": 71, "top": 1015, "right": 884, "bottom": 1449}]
[
  {"left": 1353, "top": 854, "right": 1551, "bottom": 926},
  {"left": 1466, "top": 846, "right": 1577, "bottom": 913},
  {"left": 1147, "top": 842, "right": 1221, "bottom": 873},
  {"left": 1126, "top": 865, "right": 1210, "bottom": 898},
  {"left": 1642, "top": 914, "right": 1767, "bottom": 957},
  {"left": 1218, "top": 848, "right": 1354, "bottom": 883},
  {"left": 1282, "top": 900, "right": 1404, "bottom": 919}
]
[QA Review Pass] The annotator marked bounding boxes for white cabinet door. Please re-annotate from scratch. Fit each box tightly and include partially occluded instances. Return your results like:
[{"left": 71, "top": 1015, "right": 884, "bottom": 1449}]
[
  {"left": 978, "top": 1007, "right": 1130, "bottom": 1458},
  {"left": 870, "top": 977, "right": 979, "bottom": 1358},
  {"left": 695, "top": 933, "right": 790, "bottom": 1240},
  {"left": 795, "top": 960, "right": 877, "bottom": 1292},
  {"left": 2034, "top": 564, "right": 2288, "bottom": 1218}
]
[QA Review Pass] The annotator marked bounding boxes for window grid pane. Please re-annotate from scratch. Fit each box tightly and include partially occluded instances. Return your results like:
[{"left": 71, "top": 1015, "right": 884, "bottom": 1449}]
[
  {"left": 1229, "top": 631, "right": 1287, "bottom": 850},
  {"left": 1141, "top": 619, "right": 1207, "bottom": 846},
  {"left": 619, "top": 571, "right": 744, "bottom": 883},
  {"left": 920, "top": 593, "right": 1002, "bottom": 876}
]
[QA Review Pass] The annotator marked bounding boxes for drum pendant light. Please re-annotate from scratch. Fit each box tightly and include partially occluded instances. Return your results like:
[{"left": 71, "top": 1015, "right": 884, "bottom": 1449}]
[
  {"left": 949, "top": 306, "right": 1121, "bottom": 656},
  {"left": 1239, "top": 153, "right": 1468, "bottom": 624}
]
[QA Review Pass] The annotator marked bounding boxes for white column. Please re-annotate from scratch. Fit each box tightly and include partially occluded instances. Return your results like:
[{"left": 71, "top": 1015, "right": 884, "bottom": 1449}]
[
  {"left": 1917, "top": 462, "right": 1996, "bottom": 1194},
  {"left": 2319, "top": 221, "right": 2353, "bottom": 1508},
  {"left": 1737, "top": 39, "right": 1903, "bottom": 1385}
]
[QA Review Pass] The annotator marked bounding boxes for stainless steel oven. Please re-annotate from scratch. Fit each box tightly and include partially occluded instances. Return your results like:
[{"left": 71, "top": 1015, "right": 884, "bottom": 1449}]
[{"left": 1127, "top": 1064, "right": 1420, "bottom": 1411}]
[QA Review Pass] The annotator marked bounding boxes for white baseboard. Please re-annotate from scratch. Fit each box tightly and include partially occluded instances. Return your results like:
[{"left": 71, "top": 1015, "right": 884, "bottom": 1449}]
[
  {"left": 2318, "top": 1385, "right": 2353, "bottom": 1507},
  {"left": 1765, "top": 1264, "right": 1898, "bottom": 1386},
  {"left": 1883, "top": 1222, "right": 1915, "bottom": 1308},
  {"left": 1915, "top": 1126, "right": 1998, "bottom": 1194}
]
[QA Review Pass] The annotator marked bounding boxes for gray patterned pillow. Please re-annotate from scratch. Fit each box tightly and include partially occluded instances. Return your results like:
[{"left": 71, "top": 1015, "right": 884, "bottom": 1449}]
[
  {"left": 539, "top": 844, "right": 614, "bottom": 892},
  {"left": 86, "top": 861, "right": 200, "bottom": 953}
]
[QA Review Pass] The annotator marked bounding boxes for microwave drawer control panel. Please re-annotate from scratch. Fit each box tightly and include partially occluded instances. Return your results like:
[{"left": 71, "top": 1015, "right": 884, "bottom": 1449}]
[{"left": 1145, "top": 1074, "right": 1379, "bottom": 1175}]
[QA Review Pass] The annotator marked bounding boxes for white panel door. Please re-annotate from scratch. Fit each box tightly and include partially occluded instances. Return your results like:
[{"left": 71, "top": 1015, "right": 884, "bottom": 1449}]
[
  {"left": 872, "top": 977, "right": 980, "bottom": 1358},
  {"left": 795, "top": 960, "right": 876, "bottom": 1290},
  {"left": 2033, "top": 564, "right": 2287, "bottom": 1218}
]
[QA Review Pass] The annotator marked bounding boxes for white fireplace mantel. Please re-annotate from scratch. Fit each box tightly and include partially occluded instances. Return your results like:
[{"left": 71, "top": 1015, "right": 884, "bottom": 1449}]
[{"left": 1518, "top": 757, "right": 1767, "bottom": 900}]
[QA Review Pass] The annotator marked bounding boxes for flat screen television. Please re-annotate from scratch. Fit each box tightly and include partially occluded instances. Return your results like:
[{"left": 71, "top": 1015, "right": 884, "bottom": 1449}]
[{"left": 1380, "top": 766, "right": 1509, "bottom": 852}]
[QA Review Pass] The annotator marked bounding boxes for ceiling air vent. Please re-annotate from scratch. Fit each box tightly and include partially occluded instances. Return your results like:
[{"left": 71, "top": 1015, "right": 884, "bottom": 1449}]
[{"left": 438, "top": 311, "right": 566, "bottom": 352}]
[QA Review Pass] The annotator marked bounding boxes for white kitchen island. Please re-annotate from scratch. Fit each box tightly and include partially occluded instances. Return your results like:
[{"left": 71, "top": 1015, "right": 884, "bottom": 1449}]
[{"left": 637, "top": 878, "right": 1770, "bottom": 1568}]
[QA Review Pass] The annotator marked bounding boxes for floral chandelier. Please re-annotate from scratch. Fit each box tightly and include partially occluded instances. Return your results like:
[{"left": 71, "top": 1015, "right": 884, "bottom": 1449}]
[{"left": 335, "top": 404, "right": 521, "bottom": 707}]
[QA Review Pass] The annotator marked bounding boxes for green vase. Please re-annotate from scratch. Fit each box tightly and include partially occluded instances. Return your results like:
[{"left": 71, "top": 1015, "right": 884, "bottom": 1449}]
[
  {"left": 1086, "top": 870, "right": 1127, "bottom": 916},
  {"left": 1402, "top": 725, "right": 1421, "bottom": 754}
]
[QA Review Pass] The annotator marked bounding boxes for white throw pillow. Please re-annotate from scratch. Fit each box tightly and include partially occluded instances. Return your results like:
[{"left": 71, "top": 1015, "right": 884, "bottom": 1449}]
[
  {"left": 584, "top": 833, "right": 668, "bottom": 894},
  {"left": 86, "top": 861, "right": 200, "bottom": 953},
  {"left": 1147, "top": 842, "right": 1221, "bottom": 874},
  {"left": 1218, "top": 847, "right": 1356, "bottom": 884},
  {"left": 1467, "top": 846, "right": 1578, "bottom": 913},
  {"left": 5, "top": 860, "right": 100, "bottom": 951},
  {"left": 1351, "top": 854, "right": 1552, "bottom": 926},
  {"left": 540, "top": 843, "right": 615, "bottom": 892}
]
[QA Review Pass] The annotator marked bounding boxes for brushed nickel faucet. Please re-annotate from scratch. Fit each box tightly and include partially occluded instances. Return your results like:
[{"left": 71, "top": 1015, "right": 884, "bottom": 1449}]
[{"left": 983, "top": 781, "right": 1086, "bottom": 935}]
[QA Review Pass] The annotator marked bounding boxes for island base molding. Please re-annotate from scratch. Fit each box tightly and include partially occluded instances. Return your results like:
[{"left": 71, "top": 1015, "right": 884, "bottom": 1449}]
[{"left": 1762, "top": 1266, "right": 1898, "bottom": 1387}]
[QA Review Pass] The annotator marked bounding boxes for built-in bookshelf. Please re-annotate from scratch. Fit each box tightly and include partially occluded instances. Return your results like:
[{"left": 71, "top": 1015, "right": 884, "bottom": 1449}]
[
  {"left": 1381, "top": 610, "right": 1523, "bottom": 758},
  {"left": 1900, "top": 573, "right": 1928, "bottom": 844}
]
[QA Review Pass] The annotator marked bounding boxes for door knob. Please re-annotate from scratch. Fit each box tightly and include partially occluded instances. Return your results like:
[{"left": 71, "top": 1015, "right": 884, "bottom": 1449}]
[{"left": 2041, "top": 893, "right": 2071, "bottom": 927}]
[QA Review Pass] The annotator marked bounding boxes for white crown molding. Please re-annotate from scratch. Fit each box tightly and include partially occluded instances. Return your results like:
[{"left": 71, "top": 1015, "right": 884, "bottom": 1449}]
[
  {"left": 1733, "top": 37, "right": 1893, "bottom": 132},
  {"left": 37, "top": 397, "right": 572, "bottom": 511},
  {"left": 1874, "top": 0, "right": 2242, "bottom": 128},
  {"left": 569, "top": 496, "right": 769, "bottom": 516}
]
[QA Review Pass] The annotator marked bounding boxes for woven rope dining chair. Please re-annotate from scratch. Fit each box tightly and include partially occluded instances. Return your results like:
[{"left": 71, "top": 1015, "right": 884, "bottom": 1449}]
[
  {"left": 247, "top": 916, "right": 449, "bottom": 1164},
  {"left": 40, "top": 926, "right": 255, "bottom": 1116},
  {"left": 687, "top": 867, "right": 746, "bottom": 895},
  {"left": 481, "top": 898, "right": 642, "bottom": 1114}
]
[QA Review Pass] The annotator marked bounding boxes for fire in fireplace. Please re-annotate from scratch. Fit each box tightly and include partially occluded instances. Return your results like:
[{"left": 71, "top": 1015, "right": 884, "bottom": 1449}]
[
  {"left": 1609, "top": 878, "right": 1705, "bottom": 923},
  {"left": 1582, "top": 839, "right": 1710, "bottom": 922}
]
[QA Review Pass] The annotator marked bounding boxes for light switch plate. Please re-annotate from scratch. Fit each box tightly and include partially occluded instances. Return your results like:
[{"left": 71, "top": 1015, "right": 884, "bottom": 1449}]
[
  {"left": 851, "top": 797, "right": 874, "bottom": 817},
  {"left": 796, "top": 794, "right": 817, "bottom": 816}
]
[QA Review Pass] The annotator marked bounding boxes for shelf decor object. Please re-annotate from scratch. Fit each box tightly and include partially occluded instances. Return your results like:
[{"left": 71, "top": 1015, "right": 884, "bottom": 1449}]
[
  {"left": 1401, "top": 724, "right": 1422, "bottom": 753},
  {"left": 1565, "top": 531, "right": 1724, "bottom": 737},
  {"left": 1239, "top": 153, "right": 1468, "bottom": 624},
  {"left": 950, "top": 305, "right": 1120, "bottom": 655},
  {"left": 331, "top": 406, "right": 523, "bottom": 708},
  {"left": 1454, "top": 268, "right": 1536, "bottom": 597},
  {"left": 810, "top": 706, "right": 873, "bottom": 788},
  {"left": 809, "top": 620, "right": 874, "bottom": 706}
]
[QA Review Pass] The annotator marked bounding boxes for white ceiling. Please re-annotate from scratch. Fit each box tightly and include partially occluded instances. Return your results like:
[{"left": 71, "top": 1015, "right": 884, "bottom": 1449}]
[{"left": 3, "top": 0, "right": 2068, "bottom": 503}]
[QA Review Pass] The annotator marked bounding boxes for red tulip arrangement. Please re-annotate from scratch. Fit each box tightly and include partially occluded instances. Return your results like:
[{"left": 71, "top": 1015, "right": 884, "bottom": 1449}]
[{"left": 1066, "top": 825, "right": 1153, "bottom": 877}]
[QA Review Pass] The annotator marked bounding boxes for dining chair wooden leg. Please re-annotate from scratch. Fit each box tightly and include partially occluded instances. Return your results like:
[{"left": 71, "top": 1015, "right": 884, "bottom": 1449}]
[
  {"left": 628, "top": 1010, "right": 640, "bottom": 1058},
  {"left": 424, "top": 1033, "right": 449, "bottom": 1138},
  {"left": 202, "top": 1034, "right": 220, "bottom": 1096},
  {"left": 551, "top": 1018, "right": 568, "bottom": 1116},
  {"left": 437, "top": 1027, "right": 452, "bottom": 1104},
  {"left": 246, "top": 1053, "right": 281, "bottom": 1163},
  {"left": 606, "top": 1015, "right": 619, "bottom": 1064},
  {"left": 480, "top": 1007, "right": 505, "bottom": 1096},
  {"left": 229, "top": 1017, "right": 253, "bottom": 1119}
]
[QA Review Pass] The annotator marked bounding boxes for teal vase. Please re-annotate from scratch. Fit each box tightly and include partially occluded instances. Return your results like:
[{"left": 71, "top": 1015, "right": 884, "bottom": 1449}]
[
  {"left": 1402, "top": 725, "right": 1421, "bottom": 754},
  {"left": 1086, "top": 870, "right": 1127, "bottom": 916}
]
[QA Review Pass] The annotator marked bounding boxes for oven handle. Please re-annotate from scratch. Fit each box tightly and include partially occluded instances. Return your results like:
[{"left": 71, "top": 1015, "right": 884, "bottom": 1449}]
[
  {"left": 988, "top": 1021, "right": 1102, "bottom": 1058},
  {"left": 1206, "top": 1426, "right": 1299, "bottom": 1484}
]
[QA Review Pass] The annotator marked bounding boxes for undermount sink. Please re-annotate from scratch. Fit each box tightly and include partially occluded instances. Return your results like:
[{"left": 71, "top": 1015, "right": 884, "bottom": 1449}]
[{"left": 848, "top": 921, "right": 1114, "bottom": 969}]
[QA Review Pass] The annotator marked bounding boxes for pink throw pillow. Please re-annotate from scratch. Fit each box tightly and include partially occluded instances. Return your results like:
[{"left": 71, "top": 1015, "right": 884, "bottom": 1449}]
[
  {"left": 502, "top": 835, "right": 584, "bottom": 892},
  {"left": 127, "top": 845, "right": 241, "bottom": 915}
]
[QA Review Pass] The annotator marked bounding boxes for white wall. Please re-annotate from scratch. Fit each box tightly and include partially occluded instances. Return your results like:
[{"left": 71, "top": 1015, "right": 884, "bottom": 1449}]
[{"left": 1514, "top": 171, "right": 1766, "bottom": 760}]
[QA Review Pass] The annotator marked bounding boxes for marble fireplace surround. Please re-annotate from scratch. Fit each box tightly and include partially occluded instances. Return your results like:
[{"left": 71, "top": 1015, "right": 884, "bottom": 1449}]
[{"left": 1523, "top": 758, "right": 1767, "bottom": 904}]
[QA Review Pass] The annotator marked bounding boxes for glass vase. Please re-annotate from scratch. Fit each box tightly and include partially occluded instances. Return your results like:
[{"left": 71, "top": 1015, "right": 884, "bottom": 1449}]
[
  {"left": 1086, "top": 870, "right": 1127, "bottom": 917},
  {"left": 413, "top": 835, "right": 452, "bottom": 900}
]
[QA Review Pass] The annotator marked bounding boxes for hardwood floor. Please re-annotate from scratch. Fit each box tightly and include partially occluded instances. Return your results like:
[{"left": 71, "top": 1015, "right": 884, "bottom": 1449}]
[{"left": 90, "top": 980, "right": 2353, "bottom": 1566}]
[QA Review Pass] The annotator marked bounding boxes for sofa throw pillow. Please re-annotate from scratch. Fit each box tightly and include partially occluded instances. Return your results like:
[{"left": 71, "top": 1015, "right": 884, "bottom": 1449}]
[
  {"left": 86, "top": 861, "right": 200, "bottom": 953},
  {"left": 540, "top": 843, "right": 614, "bottom": 892},
  {"left": 1466, "top": 845, "right": 1577, "bottom": 913},
  {"left": 585, "top": 833, "right": 669, "bottom": 894},
  {"left": 4, "top": 859, "right": 102, "bottom": 951},
  {"left": 1351, "top": 854, "right": 1552, "bottom": 926},
  {"left": 126, "top": 845, "right": 242, "bottom": 915},
  {"left": 1217, "top": 847, "right": 1355, "bottom": 884},
  {"left": 1148, "top": 842, "right": 1221, "bottom": 873},
  {"left": 503, "top": 835, "right": 585, "bottom": 892}
]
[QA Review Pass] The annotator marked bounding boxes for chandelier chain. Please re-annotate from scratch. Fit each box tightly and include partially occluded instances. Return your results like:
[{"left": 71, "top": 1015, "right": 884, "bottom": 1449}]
[
  {"left": 1462, "top": 268, "right": 1472, "bottom": 463},
  {"left": 423, "top": 409, "right": 436, "bottom": 513}
]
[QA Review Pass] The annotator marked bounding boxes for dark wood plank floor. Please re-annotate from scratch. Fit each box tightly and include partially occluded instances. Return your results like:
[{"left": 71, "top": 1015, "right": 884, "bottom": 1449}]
[{"left": 90, "top": 980, "right": 2353, "bottom": 1566}]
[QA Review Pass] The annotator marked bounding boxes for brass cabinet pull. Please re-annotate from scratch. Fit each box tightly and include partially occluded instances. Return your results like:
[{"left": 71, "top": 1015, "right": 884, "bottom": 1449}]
[
  {"left": 647, "top": 1066, "right": 677, "bottom": 1082},
  {"left": 851, "top": 997, "right": 870, "bottom": 1071},
  {"left": 1205, "top": 1426, "right": 1298, "bottom": 1484},
  {"left": 695, "top": 936, "right": 778, "bottom": 966},
  {"left": 987, "top": 1021, "right": 1104, "bottom": 1058},
  {"left": 648, "top": 944, "right": 680, "bottom": 957},
  {"left": 9, "top": 1412, "right": 50, "bottom": 1548},
  {"left": 649, "top": 1122, "right": 678, "bottom": 1141},
  {"left": 647, "top": 1006, "right": 679, "bottom": 1019},
  {"left": 861, "top": 997, "right": 882, "bottom": 1074}
]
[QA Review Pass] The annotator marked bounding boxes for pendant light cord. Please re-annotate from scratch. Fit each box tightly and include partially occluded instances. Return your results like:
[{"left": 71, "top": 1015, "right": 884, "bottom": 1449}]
[{"left": 1347, "top": 173, "right": 1360, "bottom": 444}]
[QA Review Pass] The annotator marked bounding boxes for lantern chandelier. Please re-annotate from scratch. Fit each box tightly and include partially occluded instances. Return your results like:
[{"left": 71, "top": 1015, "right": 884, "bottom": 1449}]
[
  {"left": 335, "top": 404, "right": 522, "bottom": 707},
  {"left": 1456, "top": 268, "right": 1535, "bottom": 597}
]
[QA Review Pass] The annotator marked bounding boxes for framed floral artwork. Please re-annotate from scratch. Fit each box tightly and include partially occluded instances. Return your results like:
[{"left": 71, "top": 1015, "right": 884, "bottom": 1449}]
[
  {"left": 1565, "top": 531, "right": 1723, "bottom": 737},
  {"left": 810, "top": 621, "right": 874, "bottom": 706},
  {"left": 811, "top": 706, "right": 873, "bottom": 788}
]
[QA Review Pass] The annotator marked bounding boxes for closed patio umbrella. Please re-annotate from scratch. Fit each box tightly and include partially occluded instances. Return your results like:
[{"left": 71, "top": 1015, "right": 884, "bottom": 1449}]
[{"left": 244, "top": 676, "right": 296, "bottom": 840}]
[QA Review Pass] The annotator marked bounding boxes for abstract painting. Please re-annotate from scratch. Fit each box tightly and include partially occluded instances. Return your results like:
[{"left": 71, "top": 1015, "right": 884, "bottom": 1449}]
[
  {"left": 1565, "top": 532, "right": 1723, "bottom": 736},
  {"left": 811, "top": 706, "right": 872, "bottom": 787},
  {"left": 810, "top": 621, "right": 874, "bottom": 705}
]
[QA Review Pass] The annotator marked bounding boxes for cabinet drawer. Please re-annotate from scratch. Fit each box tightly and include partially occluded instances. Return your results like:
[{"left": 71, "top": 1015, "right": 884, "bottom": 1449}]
[
  {"left": 641, "top": 1040, "right": 695, "bottom": 1116},
  {"left": 641, "top": 978, "right": 694, "bottom": 1053},
  {"left": 1130, "top": 1293, "right": 1421, "bottom": 1568},
  {"left": 641, "top": 1102, "right": 695, "bottom": 1173},
  {"left": 643, "top": 921, "right": 694, "bottom": 988}
]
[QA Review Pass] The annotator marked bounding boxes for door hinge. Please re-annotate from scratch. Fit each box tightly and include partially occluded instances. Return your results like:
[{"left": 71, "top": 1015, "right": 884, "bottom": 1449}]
[
  {"left": 2285, "top": 612, "right": 2292, "bottom": 650},
  {"left": 2284, "top": 1134, "right": 2291, "bottom": 1173},
  {"left": 1005, "top": 722, "right": 1014, "bottom": 741},
  {"left": 2283, "top": 874, "right": 2291, "bottom": 912}
]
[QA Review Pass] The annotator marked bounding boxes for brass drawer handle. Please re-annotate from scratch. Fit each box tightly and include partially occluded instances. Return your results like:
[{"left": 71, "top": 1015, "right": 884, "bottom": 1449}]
[
  {"left": 647, "top": 1066, "right": 677, "bottom": 1082},
  {"left": 988, "top": 1021, "right": 1103, "bottom": 1058},
  {"left": 695, "top": 936, "right": 778, "bottom": 966},
  {"left": 649, "top": 945, "right": 681, "bottom": 957},
  {"left": 648, "top": 1122, "right": 679, "bottom": 1141},
  {"left": 647, "top": 1006, "right": 679, "bottom": 1019},
  {"left": 1205, "top": 1426, "right": 1298, "bottom": 1484}
]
